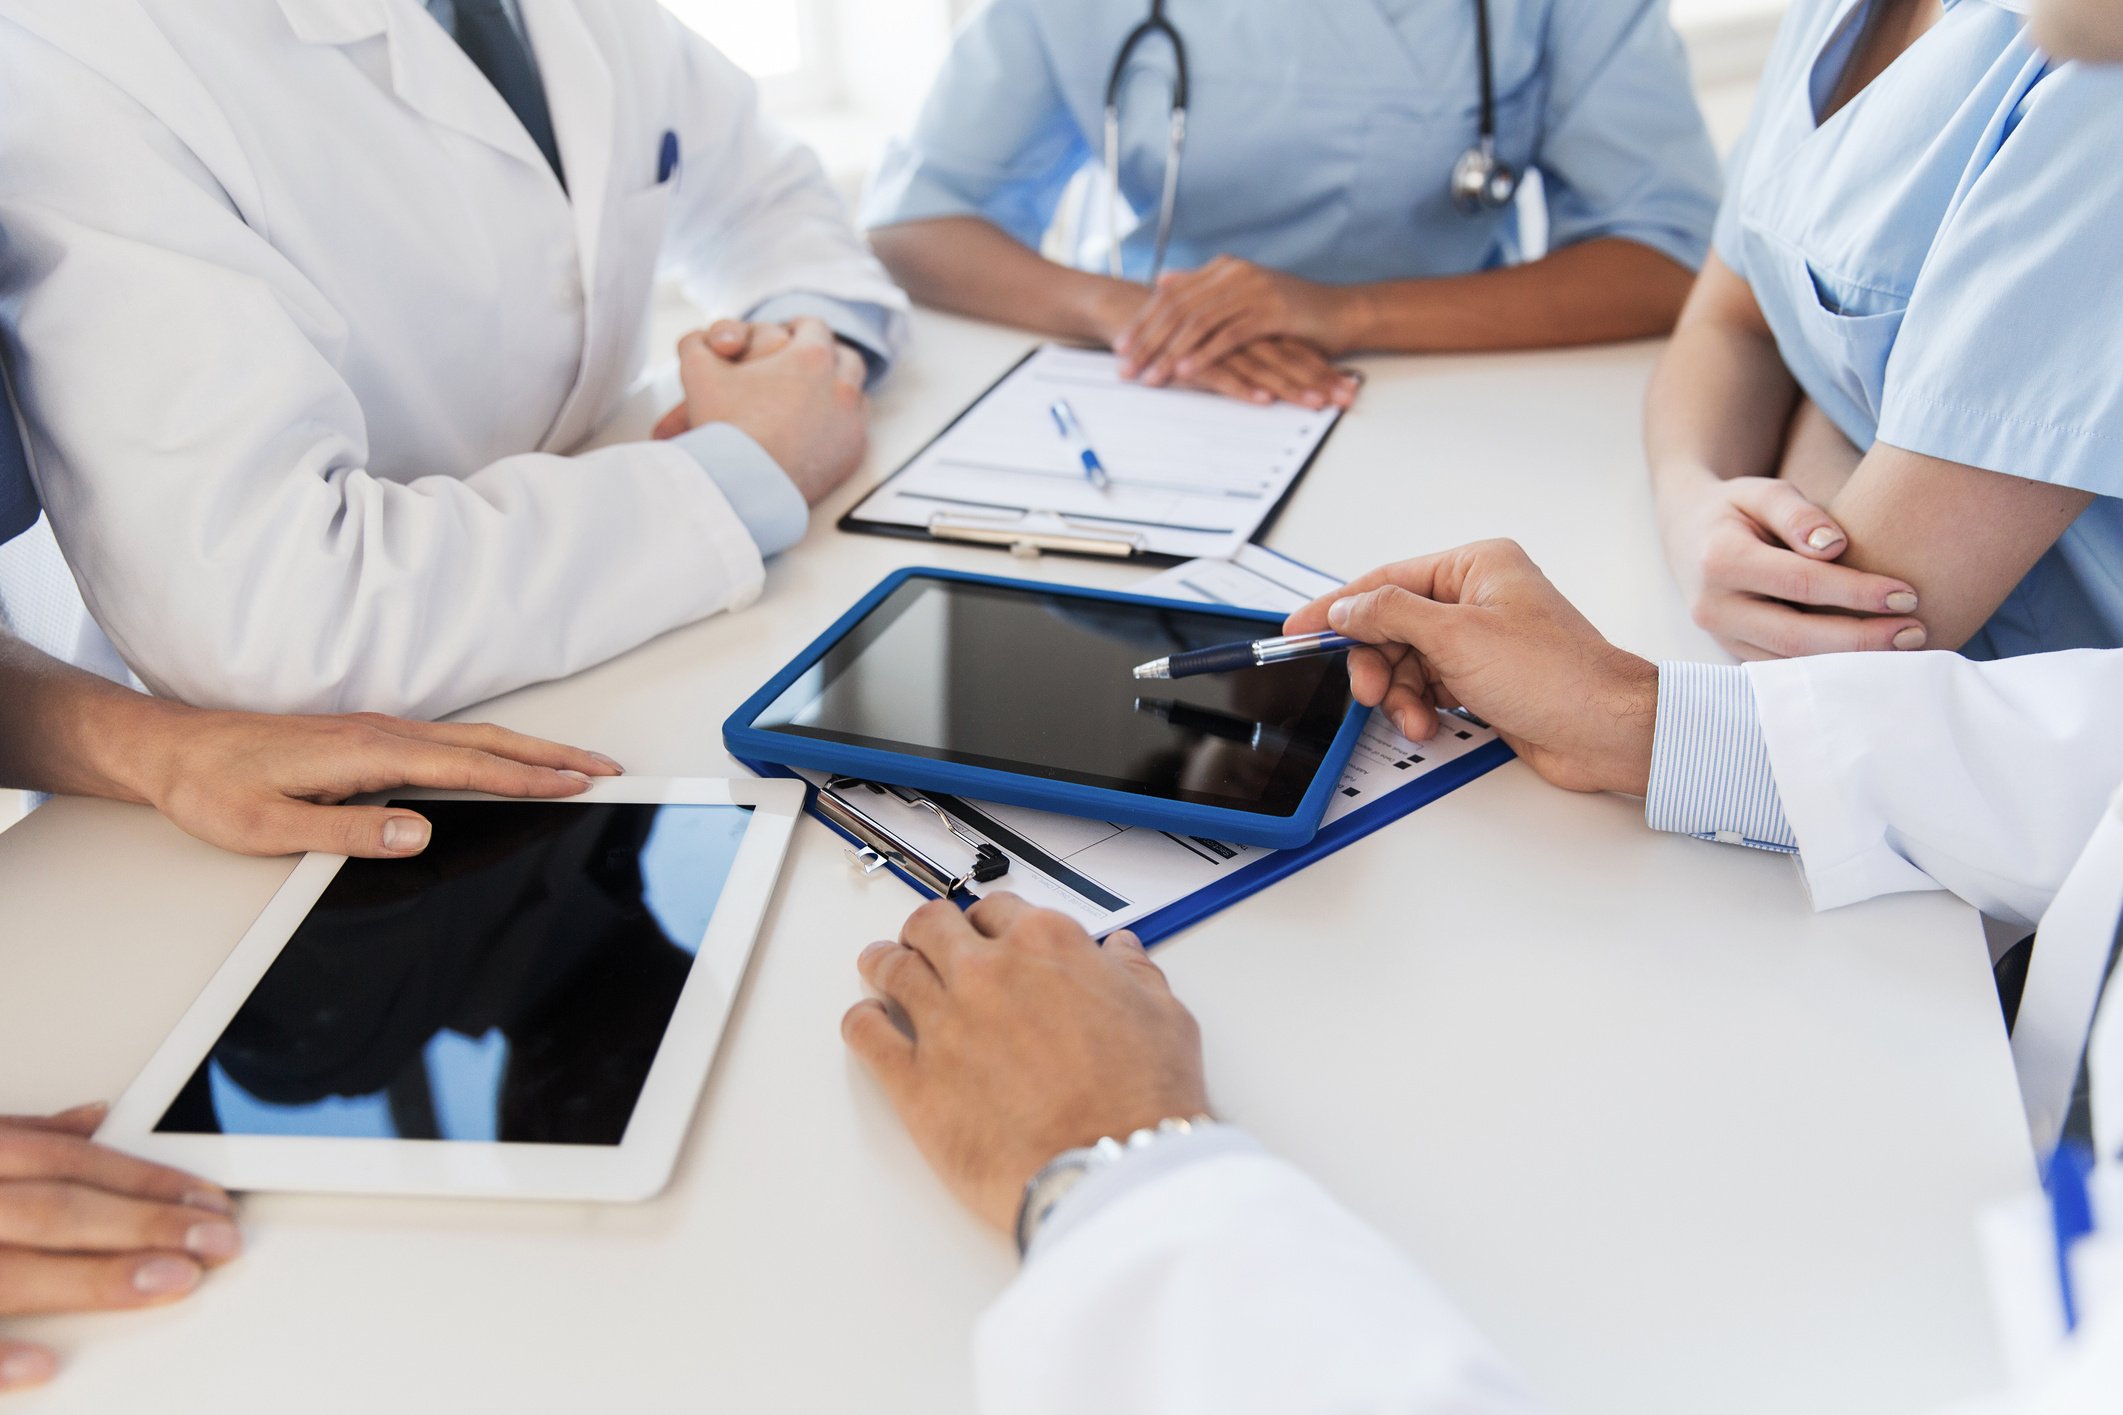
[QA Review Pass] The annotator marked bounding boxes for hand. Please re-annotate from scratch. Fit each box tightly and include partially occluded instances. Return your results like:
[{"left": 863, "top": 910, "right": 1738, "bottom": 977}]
[
  {"left": 841, "top": 895, "right": 1209, "bottom": 1236},
  {"left": 1660, "top": 476, "right": 1927, "bottom": 659},
  {"left": 0, "top": 1103, "right": 240, "bottom": 1394},
  {"left": 653, "top": 317, "right": 865, "bottom": 441},
  {"left": 1115, "top": 256, "right": 1357, "bottom": 387},
  {"left": 1284, "top": 539, "right": 1659, "bottom": 795},
  {"left": 1174, "top": 338, "right": 1361, "bottom": 411},
  {"left": 131, "top": 706, "right": 622, "bottom": 859},
  {"left": 673, "top": 318, "right": 869, "bottom": 506}
]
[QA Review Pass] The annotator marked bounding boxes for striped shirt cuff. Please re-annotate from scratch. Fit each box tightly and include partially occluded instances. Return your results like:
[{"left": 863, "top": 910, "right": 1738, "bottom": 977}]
[{"left": 1645, "top": 662, "right": 1798, "bottom": 854}]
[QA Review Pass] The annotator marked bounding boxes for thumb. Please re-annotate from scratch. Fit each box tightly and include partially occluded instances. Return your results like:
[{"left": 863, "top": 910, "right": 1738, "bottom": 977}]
[
  {"left": 0, "top": 1340, "right": 57, "bottom": 1393},
  {"left": 705, "top": 319, "right": 752, "bottom": 356},
  {"left": 1731, "top": 479, "right": 1850, "bottom": 559},
  {"left": 1325, "top": 584, "right": 1450, "bottom": 652},
  {"left": 214, "top": 801, "right": 435, "bottom": 860}
]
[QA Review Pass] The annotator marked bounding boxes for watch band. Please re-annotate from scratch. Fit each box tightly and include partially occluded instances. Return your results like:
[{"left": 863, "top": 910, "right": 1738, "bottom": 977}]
[{"left": 1014, "top": 1114, "right": 1214, "bottom": 1258}]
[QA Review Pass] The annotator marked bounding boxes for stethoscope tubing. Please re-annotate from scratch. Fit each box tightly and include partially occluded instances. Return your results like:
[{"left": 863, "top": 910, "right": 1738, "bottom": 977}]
[{"left": 1100, "top": 0, "right": 1515, "bottom": 286}]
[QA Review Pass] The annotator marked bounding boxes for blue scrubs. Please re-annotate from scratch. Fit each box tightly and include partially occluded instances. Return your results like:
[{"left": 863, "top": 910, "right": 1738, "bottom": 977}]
[
  {"left": 864, "top": 0, "right": 1721, "bottom": 285},
  {"left": 1717, "top": 0, "right": 2123, "bottom": 659}
]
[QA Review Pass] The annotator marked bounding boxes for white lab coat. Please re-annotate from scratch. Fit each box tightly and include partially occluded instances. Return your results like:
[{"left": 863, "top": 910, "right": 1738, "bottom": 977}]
[
  {"left": 976, "top": 649, "right": 2123, "bottom": 1415},
  {"left": 0, "top": 0, "right": 907, "bottom": 716}
]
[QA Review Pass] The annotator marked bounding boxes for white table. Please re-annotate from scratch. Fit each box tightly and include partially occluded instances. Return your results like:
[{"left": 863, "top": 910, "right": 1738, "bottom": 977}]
[{"left": 0, "top": 313, "right": 2035, "bottom": 1415}]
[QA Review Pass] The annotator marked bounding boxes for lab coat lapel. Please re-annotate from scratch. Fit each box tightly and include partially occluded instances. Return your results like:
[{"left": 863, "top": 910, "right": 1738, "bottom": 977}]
[
  {"left": 515, "top": 0, "right": 621, "bottom": 452},
  {"left": 276, "top": 0, "right": 556, "bottom": 183}
]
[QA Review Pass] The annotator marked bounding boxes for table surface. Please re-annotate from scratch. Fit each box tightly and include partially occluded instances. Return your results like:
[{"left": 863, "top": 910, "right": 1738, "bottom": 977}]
[{"left": 0, "top": 312, "right": 2035, "bottom": 1415}]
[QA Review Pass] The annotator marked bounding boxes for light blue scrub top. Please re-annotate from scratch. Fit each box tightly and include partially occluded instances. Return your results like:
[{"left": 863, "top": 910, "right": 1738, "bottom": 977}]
[
  {"left": 1717, "top": 0, "right": 2123, "bottom": 659},
  {"left": 864, "top": 0, "right": 1722, "bottom": 284}
]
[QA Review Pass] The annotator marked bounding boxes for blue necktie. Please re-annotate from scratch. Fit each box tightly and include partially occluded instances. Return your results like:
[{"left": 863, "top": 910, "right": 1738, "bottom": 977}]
[{"left": 451, "top": 0, "right": 566, "bottom": 189}]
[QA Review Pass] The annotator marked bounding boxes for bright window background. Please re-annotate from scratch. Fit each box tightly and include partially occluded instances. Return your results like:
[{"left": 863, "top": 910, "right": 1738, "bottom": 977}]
[{"left": 662, "top": 2, "right": 809, "bottom": 78}]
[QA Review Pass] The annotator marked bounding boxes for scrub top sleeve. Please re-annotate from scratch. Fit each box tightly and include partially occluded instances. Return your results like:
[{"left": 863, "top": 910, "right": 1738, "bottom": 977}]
[
  {"left": 1877, "top": 66, "right": 2123, "bottom": 497},
  {"left": 859, "top": 0, "right": 1090, "bottom": 250},
  {"left": 1533, "top": 0, "right": 1723, "bottom": 271}
]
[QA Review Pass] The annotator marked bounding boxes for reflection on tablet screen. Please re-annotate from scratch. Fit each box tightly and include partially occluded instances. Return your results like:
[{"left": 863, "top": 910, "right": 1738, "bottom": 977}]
[
  {"left": 155, "top": 802, "right": 752, "bottom": 1148},
  {"left": 753, "top": 578, "right": 1354, "bottom": 817}
]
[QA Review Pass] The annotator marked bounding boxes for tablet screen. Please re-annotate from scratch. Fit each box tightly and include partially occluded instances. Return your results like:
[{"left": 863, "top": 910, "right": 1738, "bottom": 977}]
[
  {"left": 154, "top": 801, "right": 753, "bottom": 1148},
  {"left": 753, "top": 576, "right": 1353, "bottom": 817}
]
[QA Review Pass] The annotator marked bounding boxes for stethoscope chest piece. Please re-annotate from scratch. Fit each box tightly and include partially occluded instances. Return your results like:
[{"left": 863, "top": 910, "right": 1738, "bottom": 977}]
[{"left": 1450, "top": 136, "right": 1519, "bottom": 213}]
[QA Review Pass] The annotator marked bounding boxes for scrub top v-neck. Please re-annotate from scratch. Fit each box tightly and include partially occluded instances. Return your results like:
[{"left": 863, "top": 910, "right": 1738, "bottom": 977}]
[
  {"left": 1715, "top": 0, "right": 2123, "bottom": 659},
  {"left": 864, "top": 0, "right": 1722, "bottom": 286}
]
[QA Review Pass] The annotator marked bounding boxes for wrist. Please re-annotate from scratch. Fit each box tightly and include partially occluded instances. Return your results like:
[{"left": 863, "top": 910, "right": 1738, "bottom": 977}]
[
  {"left": 1084, "top": 280, "right": 1148, "bottom": 348},
  {"left": 1597, "top": 653, "right": 1660, "bottom": 797},
  {"left": 1015, "top": 1114, "right": 1217, "bottom": 1258},
  {"left": 71, "top": 683, "right": 192, "bottom": 808},
  {"left": 1320, "top": 283, "right": 1371, "bottom": 356}
]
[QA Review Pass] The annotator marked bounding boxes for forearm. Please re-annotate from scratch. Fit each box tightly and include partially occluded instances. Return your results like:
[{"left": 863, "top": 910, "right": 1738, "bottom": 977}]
[
  {"left": 869, "top": 217, "right": 1144, "bottom": 346},
  {"left": 1643, "top": 260, "right": 1799, "bottom": 504},
  {"left": 1339, "top": 239, "right": 1694, "bottom": 355},
  {"left": 0, "top": 636, "right": 179, "bottom": 804},
  {"left": 1825, "top": 448, "right": 2096, "bottom": 651}
]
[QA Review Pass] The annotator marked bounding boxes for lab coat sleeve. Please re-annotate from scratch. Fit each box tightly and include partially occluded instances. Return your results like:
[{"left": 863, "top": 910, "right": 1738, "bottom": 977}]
[
  {"left": 655, "top": 19, "right": 910, "bottom": 360},
  {"left": 1746, "top": 649, "right": 2123, "bottom": 929},
  {"left": 0, "top": 30, "right": 767, "bottom": 718},
  {"left": 1531, "top": 0, "right": 1723, "bottom": 270},
  {"left": 975, "top": 1149, "right": 1547, "bottom": 1415},
  {"left": 858, "top": 0, "right": 1091, "bottom": 249}
]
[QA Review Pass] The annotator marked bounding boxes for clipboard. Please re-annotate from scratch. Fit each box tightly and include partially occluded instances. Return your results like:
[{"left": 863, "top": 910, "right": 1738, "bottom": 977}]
[
  {"left": 839, "top": 345, "right": 1346, "bottom": 566},
  {"left": 734, "top": 549, "right": 1515, "bottom": 948}
]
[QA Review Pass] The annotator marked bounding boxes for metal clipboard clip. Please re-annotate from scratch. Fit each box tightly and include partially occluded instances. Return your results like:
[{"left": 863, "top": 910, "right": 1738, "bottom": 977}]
[
  {"left": 815, "top": 777, "right": 1011, "bottom": 900},
  {"left": 924, "top": 509, "right": 1148, "bottom": 561}
]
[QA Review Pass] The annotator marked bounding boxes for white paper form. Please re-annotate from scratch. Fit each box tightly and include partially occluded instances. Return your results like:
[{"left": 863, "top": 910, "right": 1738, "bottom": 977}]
[
  {"left": 844, "top": 346, "right": 1343, "bottom": 562},
  {"left": 802, "top": 545, "right": 1502, "bottom": 937}
]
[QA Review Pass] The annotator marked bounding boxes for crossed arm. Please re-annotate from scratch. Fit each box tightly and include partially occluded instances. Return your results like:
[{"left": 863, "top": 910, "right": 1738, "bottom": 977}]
[{"left": 1647, "top": 255, "right": 2093, "bottom": 659}]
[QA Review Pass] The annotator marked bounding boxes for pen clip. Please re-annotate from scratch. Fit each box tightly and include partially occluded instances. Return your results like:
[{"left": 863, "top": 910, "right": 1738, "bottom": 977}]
[
  {"left": 925, "top": 510, "right": 1146, "bottom": 560},
  {"left": 817, "top": 778, "right": 1010, "bottom": 898}
]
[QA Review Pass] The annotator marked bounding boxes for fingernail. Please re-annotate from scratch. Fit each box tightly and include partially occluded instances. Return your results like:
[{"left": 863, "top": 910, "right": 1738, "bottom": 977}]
[
  {"left": 381, "top": 817, "right": 430, "bottom": 854},
  {"left": 588, "top": 752, "right": 625, "bottom": 775},
  {"left": 1893, "top": 626, "right": 1927, "bottom": 650},
  {"left": 1177, "top": 360, "right": 1197, "bottom": 377},
  {"left": 133, "top": 1256, "right": 201, "bottom": 1296},
  {"left": 182, "top": 1188, "right": 233, "bottom": 1216},
  {"left": 185, "top": 1221, "right": 241, "bottom": 1261},
  {"left": 0, "top": 1350, "right": 55, "bottom": 1389},
  {"left": 1327, "top": 601, "right": 1352, "bottom": 629},
  {"left": 859, "top": 940, "right": 892, "bottom": 963},
  {"left": 559, "top": 769, "right": 593, "bottom": 784},
  {"left": 1806, "top": 527, "right": 1844, "bottom": 552},
  {"left": 1884, "top": 591, "right": 1919, "bottom": 614}
]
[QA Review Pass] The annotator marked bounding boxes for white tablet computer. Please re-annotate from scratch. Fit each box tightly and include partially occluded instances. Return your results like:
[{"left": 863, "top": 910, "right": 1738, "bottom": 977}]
[{"left": 98, "top": 777, "right": 802, "bottom": 1203}]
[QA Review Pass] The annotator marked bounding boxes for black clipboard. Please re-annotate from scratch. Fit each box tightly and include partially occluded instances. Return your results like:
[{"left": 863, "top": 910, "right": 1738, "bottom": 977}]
[{"left": 837, "top": 344, "right": 1346, "bottom": 567}]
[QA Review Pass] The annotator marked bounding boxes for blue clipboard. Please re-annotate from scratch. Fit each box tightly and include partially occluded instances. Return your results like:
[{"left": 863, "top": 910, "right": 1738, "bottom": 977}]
[
  {"left": 735, "top": 734, "right": 1512, "bottom": 948},
  {"left": 723, "top": 567, "right": 1372, "bottom": 851}
]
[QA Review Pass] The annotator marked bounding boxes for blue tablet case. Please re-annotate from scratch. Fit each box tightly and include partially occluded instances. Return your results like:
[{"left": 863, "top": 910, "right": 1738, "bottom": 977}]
[
  {"left": 723, "top": 567, "right": 1373, "bottom": 851},
  {"left": 725, "top": 568, "right": 1516, "bottom": 946}
]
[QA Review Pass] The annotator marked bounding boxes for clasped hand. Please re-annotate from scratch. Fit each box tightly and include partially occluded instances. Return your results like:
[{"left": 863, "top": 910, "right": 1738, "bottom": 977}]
[
  {"left": 653, "top": 316, "right": 870, "bottom": 506},
  {"left": 1115, "top": 256, "right": 1359, "bottom": 410}
]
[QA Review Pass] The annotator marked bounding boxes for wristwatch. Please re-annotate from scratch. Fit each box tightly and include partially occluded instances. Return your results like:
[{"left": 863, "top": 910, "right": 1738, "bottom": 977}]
[{"left": 1014, "top": 1114, "right": 1214, "bottom": 1258}]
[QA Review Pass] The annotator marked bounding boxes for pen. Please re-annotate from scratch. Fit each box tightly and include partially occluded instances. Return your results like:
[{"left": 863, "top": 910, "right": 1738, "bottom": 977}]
[
  {"left": 1132, "top": 630, "right": 1358, "bottom": 681},
  {"left": 2044, "top": 1141, "right": 2096, "bottom": 1332},
  {"left": 1049, "top": 399, "right": 1112, "bottom": 490}
]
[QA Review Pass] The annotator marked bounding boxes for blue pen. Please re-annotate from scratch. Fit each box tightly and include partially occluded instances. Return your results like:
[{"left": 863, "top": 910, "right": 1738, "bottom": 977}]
[
  {"left": 1049, "top": 399, "right": 1112, "bottom": 490},
  {"left": 657, "top": 130, "right": 682, "bottom": 185},
  {"left": 2044, "top": 1141, "right": 2097, "bottom": 1332},
  {"left": 1133, "top": 630, "right": 1359, "bottom": 681}
]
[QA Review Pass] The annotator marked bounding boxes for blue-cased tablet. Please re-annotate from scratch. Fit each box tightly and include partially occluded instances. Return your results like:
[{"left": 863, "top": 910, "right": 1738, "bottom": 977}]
[{"left": 723, "top": 568, "right": 1370, "bottom": 849}]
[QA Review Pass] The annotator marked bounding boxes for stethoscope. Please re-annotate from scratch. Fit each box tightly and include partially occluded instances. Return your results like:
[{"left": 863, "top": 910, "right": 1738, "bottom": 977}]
[{"left": 1102, "top": 0, "right": 1520, "bottom": 285}]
